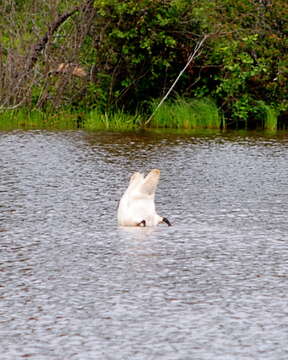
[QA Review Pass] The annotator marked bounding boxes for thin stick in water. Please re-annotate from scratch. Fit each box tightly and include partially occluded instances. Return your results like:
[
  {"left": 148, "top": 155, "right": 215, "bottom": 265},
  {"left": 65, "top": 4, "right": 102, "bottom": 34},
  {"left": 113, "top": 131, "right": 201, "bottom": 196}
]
[{"left": 145, "top": 35, "right": 208, "bottom": 126}]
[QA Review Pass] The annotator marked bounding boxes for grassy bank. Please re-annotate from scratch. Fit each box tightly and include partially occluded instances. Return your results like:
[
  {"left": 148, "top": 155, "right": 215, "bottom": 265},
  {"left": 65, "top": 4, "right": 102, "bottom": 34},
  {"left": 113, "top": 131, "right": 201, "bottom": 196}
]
[
  {"left": 0, "top": 98, "right": 283, "bottom": 131},
  {"left": 1, "top": 0, "right": 287, "bottom": 125},
  {"left": 0, "top": 109, "right": 79, "bottom": 130}
]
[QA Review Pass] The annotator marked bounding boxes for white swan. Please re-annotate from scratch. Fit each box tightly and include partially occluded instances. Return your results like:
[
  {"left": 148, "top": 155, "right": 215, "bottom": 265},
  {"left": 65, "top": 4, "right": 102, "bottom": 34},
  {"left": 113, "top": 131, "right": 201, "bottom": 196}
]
[{"left": 117, "top": 169, "right": 171, "bottom": 227}]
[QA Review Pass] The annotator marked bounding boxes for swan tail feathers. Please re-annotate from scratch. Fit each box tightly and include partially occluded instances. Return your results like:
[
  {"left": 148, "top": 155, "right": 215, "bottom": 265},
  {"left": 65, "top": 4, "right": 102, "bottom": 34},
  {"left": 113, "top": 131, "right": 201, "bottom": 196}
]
[{"left": 140, "top": 169, "right": 160, "bottom": 195}]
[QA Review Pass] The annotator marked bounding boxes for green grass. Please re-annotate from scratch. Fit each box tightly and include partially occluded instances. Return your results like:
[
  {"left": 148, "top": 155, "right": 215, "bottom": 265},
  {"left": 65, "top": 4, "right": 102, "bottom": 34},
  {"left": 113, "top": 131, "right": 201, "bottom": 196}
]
[
  {"left": 0, "top": 108, "right": 143, "bottom": 131},
  {"left": 149, "top": 97, "right": 223, "bottom": 129},
  {"left": 257, "top": 102, "right": 279, "bottom": 131},
  {"left": 0, "top": 109, "right": 79, "bottom": 130},
  {"left": 84, "top": 109, "right": 142, "bottom": 130},
  {"left": 0, "top": 99, "right": 281, "bottom": 131}
]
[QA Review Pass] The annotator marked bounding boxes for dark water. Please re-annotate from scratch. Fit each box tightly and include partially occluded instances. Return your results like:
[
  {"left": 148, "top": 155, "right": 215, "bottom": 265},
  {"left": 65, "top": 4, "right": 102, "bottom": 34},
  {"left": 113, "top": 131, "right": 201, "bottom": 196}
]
[{"left": 1, "top": 130, "right": 288, "bottom": 360}]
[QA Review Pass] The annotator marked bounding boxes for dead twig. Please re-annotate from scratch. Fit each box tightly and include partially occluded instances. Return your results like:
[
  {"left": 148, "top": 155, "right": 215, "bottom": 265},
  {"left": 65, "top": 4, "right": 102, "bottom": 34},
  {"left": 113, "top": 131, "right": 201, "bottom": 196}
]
[{"left": 26, "top": 7, "right": 81, "bottom": 72}]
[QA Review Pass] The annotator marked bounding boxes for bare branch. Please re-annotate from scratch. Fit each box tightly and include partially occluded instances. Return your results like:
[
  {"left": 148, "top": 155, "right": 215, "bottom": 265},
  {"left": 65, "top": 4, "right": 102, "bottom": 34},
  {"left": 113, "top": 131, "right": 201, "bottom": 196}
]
[{"left": 26, "top": 6, "right": 80, "bottom": 72}]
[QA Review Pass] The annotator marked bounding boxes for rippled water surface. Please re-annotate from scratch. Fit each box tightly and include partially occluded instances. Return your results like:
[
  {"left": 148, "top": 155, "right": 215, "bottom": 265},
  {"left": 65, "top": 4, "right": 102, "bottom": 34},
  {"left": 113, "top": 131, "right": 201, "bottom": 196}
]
[{"left": 1, "top": 130, "right": 288, "bottom": 360}]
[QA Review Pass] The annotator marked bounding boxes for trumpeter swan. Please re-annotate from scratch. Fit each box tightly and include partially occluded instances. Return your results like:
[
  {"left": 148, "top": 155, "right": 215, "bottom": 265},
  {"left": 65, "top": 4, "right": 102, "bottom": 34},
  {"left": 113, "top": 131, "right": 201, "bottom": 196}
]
[{"left": 117, "top": 169, "right": 171, "bottom": 227}]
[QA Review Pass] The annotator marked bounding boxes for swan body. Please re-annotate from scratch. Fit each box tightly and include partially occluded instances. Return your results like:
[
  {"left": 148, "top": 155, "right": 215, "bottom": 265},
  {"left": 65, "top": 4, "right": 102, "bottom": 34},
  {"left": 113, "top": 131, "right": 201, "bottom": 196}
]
[{"left": 117, "top": 169, "right": 171, "bottom": 227}]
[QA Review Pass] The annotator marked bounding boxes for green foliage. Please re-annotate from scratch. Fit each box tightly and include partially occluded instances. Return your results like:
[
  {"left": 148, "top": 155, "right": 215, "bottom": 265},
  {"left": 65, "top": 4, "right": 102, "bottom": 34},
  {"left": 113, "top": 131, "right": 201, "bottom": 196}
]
[
  {"left": 0, "top": 0, "right": 287, "bottom": 129},
  {"left": 89, "top": 0, "right": 288, "bottom": 127},
  {"left": 205, "top": 1, "right": 287, "bottom": 125},
  {"left": 87, "top": 0, "right": 198, "bottom": 110},
  {"left": 210, "top": 34, "right": 275, "bottom": 124}
]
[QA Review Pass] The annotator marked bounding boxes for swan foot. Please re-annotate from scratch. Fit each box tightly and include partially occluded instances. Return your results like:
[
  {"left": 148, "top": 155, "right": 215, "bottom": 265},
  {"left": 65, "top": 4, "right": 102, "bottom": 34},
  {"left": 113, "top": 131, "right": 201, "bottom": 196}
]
[
  {"left": 162, "top": 217, "right": 172, "bottom": 226},
  {"left": 137, "top": 220, "right": 146, "bottom": 227}
]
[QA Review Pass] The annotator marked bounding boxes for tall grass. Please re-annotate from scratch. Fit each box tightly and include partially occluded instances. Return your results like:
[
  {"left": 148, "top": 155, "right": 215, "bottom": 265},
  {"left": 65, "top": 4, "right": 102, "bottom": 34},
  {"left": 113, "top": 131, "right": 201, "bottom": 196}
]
[
  {"left": 85, "top": 109, "right": 142, "bottom": 130},
  {"left": 0, "top": 108, "right": 143, "bottom": 131},
  {"left": 149, "top": 97, "right": 223, "bottom": 129},
  {"left": 256, "top": 102, "right": 279, "bottom": 131},
  {"left": 0, "top": 109, "right": 79, "bottom": 130},
  {"left": 0, "top": 100, "right": 280, "bottom": 131}
]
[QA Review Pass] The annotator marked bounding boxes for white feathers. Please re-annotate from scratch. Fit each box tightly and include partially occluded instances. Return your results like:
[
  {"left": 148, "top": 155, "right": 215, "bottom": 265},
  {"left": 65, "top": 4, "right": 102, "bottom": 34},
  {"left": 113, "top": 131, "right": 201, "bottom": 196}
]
[{"left": 117, "top": 169, "right": 170, "bottom": 227}]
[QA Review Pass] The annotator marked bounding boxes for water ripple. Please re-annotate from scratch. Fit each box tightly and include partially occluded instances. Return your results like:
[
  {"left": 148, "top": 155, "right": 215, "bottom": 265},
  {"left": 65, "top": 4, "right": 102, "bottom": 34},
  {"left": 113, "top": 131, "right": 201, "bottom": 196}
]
[{"left": 1, "top": 130, "right": 288, "bottom": 360}]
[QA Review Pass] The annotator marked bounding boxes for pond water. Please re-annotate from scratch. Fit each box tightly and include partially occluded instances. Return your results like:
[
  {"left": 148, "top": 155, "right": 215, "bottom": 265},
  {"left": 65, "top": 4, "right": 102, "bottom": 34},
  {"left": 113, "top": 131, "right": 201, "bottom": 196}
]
[{"left": 1, "top": 129, "right": 288, "bottom": 360}]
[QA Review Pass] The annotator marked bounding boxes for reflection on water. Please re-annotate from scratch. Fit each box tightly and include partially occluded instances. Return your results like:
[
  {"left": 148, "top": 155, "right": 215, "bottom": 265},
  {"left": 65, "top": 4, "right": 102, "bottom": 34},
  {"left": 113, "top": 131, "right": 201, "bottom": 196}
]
[{"left": 1, "top": 130, "right": 288, "bottom": 360}]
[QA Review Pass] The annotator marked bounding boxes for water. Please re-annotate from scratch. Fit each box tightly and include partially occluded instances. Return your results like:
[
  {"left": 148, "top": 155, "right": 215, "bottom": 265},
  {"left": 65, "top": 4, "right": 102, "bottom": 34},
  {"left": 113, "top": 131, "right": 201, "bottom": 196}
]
[{"left": 1, "top": 130, "right": 288, "bottom": 360}]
